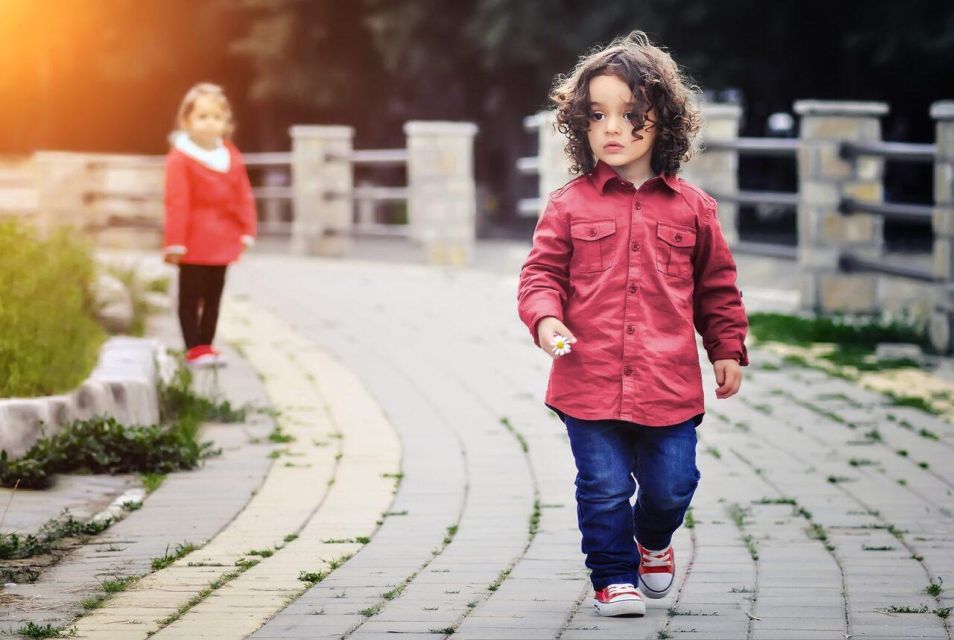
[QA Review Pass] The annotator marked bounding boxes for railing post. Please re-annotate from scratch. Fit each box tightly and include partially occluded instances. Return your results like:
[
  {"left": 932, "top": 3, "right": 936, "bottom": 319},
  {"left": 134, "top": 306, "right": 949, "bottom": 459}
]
[
  {"left": 684, "top": 103, "right": 742, "bottom": 246},
  {"left": 534, "top": 111, "right": 573, "bottom": 207},
  {"left": 289, "top": 125, "right": 354, "bottom": 256},
  {"left": 404, "top": 121, "right": 478, "bottom": 266},
  {"left": 794, "top": 100, "right": 888, "bottom": 313},
  {"left": 930, "top": 101, "right": 954, "bottom": 353}
]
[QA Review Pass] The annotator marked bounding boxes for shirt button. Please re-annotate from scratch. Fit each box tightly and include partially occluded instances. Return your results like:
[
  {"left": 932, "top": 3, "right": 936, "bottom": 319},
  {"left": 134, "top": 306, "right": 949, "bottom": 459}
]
[
  {"left": 631, "top": 242, "right": 640, "bottom": 252},
  {"left": 623, "top": 365, "right": 634, "bottom": 376},
  {"left": 628, "top": 283, "right": 638, "bottom": 294},
  {"left": 674, "top": 233, "right": 683, "bottom": 243},
  {"left": 589, "top": 227, "right": 597, "bottom": 237},
  {"left": 635, "top": 202, "right": 642, "bottom": 210},
  {"left": 626, "top": 325, "right": 635, "bottom": 335}
]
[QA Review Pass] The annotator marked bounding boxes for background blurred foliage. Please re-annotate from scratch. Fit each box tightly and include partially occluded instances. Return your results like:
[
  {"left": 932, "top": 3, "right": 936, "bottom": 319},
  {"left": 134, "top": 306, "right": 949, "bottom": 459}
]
[{"left": 0, "top": 0, "right": 951, "bottom": 220}]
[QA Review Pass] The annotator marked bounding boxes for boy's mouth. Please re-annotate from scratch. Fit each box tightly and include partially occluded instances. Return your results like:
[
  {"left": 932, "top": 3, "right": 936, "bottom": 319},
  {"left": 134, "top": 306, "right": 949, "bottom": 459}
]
[{"left": 603, "top": 142, "right": 625, "bottom": 152}]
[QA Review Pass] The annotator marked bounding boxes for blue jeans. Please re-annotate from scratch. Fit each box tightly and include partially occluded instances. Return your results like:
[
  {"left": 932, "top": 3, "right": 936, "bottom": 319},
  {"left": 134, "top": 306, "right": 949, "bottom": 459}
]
[{"left": 564, "top": 415, "right": 701, "bottom": 590}]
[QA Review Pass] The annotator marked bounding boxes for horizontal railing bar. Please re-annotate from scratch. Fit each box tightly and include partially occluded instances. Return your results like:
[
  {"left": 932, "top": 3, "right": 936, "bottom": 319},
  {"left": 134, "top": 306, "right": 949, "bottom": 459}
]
[
  {"left": 703, "top": 138, "right": 798, "bottom": 157},
  {"left": 243, "top": 152, "right": 292, "bottom": 166},
  {"left": 252, "top": 186, "right": 293, "bottom": 199},
  {"left": 353, "top": 222, "right": 411, "bottom": 238},
  {"left": 518, "top": 197, "right": 542, "bottom": 217},
  {"left": 731, "top": 241, "right": 798, "bottom": 260},
  {"left": 517, "top": 157, "right": 539, "bottom": 175},
  {"left": 840, "top": 197, "right": 933, "bottom": 223},
  {"left": 325, "top": 186, "right": 410, "bottom": 201},
  {"left": 325, "top": 149, "right": 408, "bottom": 165},
  {"left": 710, "top": 190, "right": 799, "bottom": 208},
  {"left": 840, "top": 141, "right": 937, "bottom": 163},
  {"left": 839, "top": 252, "right": 935, "bottom": 282}
]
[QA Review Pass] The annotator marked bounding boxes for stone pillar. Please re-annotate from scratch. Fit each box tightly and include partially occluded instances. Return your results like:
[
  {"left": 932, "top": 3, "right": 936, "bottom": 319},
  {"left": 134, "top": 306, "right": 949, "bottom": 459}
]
[
  {"left": 930, "top": 101, "right": 954, "bottom": 353},
  {"left": 32, "top": 151, "right": 93, "bottom": 239},
  {"left": 532, "top": 111, "right": 573, "bottom": 205},
  {"left": 683, "top": 103, "right": 742, "bottom": 246},
  {"left": 289, "top": 125, "right": 354, "bottom": 256},
  {"left": 404, "top": 121, "right": 478, "bottom": 266},
  {"left": 794, "top": 100, "right": 888, "bottom": 313}
]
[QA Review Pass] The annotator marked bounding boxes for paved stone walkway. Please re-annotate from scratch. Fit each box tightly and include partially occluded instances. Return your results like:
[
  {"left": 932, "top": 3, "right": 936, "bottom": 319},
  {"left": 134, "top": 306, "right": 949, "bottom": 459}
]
[{"left": 3, "top": 251, "right": 954, "bottom": 639}]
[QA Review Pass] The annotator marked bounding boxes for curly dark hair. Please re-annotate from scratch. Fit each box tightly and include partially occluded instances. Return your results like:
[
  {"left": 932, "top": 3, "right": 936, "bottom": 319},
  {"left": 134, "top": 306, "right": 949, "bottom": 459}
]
[{"left": 550, "top": 31, "right": 703, "bottom": 176}]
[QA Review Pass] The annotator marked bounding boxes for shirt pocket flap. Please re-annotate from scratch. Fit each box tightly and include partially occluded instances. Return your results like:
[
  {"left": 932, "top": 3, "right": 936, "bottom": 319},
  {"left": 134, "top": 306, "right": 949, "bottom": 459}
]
[
  {"left": 656, "top": 222, "right": 696, "bottom": 248},
  {"left": 570, "top": 220, "right": 616, "bottom": 241}
]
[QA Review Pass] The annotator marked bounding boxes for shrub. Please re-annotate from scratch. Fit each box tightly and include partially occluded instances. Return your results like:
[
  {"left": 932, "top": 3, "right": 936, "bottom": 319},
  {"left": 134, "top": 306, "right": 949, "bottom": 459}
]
[{"left": 0, "top": 220, "right": 105, "bottom": 397}]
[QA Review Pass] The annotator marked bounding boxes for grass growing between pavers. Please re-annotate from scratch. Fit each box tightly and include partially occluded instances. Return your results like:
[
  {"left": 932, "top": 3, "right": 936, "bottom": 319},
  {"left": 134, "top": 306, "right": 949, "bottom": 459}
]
[
  {"left": 15, "top": 621, "right": 76, "bottom": 638},
  {"left": 0, "top": 510, "right": 116, "bottom": 585}
]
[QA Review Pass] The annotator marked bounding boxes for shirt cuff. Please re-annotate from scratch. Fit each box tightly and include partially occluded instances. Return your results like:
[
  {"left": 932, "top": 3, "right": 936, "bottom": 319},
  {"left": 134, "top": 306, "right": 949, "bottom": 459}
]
[
  {"left": 707, "top": 338, "right": 749, "bottom": 366},
  {"left": 526, "top": 303, "right": 564, "bottom": 347},
  {"left": 241, "top": 235, "right": 256, "bottom": 248},
  {"left": 164, "top": 245, "right": 187, "bottom": 255}
]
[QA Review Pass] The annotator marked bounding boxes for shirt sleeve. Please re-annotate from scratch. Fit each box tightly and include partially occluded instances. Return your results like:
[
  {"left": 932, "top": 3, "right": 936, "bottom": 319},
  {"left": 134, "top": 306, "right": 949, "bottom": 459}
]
[
  {"left": 163, "top": 152, "right": 189, "bottom": 254},
  {"left": 692, "top": 203, "right": 750, "bottom": 366},
  {"left": 235, "top": 151, "right": 258, "bottom": 240},
  {"left": 517, "top": 197, "right": 572, "bottom": 346}
]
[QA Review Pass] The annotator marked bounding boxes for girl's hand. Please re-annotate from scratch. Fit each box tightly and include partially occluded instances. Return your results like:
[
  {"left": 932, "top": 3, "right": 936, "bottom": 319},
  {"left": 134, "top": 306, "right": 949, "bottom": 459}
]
[
  {"left": 713, "top": 359, "right": 742, "bottom": 399},
  {"left": 536, "top": 316, "right": 577, "bottom": 359},
  {"left": 164, "top": 253, "right": 182, "bottom": 265}
]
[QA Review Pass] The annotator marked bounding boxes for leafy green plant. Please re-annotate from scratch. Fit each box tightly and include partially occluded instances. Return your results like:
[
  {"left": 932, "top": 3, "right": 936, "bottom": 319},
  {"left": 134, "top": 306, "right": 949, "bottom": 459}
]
[{"left": 0, "top": 363, "right": 242, "bottom": 489}]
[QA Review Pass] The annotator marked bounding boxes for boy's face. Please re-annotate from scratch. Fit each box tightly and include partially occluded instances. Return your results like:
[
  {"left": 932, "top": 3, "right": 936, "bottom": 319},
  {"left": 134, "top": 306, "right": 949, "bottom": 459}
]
[
  {"left": 586, "top": 73, "right": 657, "bottom": 174},
  {"left": 182, "top": 94, "right": 229, "bottom": 148}
]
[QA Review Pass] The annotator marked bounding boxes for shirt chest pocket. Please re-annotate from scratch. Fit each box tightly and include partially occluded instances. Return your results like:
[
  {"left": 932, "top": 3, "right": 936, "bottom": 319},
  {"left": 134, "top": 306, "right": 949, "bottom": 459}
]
[
  {"left": 570, "top": 220, "right": 617, "bottom": 273},
  {"left": 655, "top": 222, "right": 696, "bottom": 280}
]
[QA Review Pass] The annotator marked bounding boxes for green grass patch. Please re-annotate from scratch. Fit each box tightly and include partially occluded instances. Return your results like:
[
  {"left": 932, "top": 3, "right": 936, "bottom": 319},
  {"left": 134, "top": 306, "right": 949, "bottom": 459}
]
[{"left": 748, "top": 311, "right": 928, "bottom": 351}]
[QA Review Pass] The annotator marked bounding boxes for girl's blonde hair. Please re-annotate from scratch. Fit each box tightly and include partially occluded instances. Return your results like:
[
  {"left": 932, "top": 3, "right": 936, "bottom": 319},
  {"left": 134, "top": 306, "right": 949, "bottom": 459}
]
[{"left": 173, "top": 82, "right": 235, "bottom": 140}]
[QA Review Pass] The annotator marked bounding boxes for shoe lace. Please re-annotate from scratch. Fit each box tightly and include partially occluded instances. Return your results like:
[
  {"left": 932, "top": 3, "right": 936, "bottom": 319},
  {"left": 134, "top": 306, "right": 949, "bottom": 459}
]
[
  {"left": 640, "top": 546, "right": 672, "bottom": 568},
  {"left": 606, "top": 583, "right": 637, "bottom": 596}
]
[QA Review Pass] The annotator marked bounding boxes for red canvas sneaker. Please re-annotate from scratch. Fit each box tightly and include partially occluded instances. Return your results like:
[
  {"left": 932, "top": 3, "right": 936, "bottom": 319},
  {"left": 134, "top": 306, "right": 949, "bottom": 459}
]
[
  {"left": 638, "top": 542, "right": 675, "bottom": 599},
  {"left": 593, "top": 583, "right": 646, "bottom": 617}
]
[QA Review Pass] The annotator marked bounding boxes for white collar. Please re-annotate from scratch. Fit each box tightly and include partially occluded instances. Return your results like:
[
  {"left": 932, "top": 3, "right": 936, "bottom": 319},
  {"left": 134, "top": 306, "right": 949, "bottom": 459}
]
[{"left": 173, "top": 131, "right": 231, "bottom": 173}]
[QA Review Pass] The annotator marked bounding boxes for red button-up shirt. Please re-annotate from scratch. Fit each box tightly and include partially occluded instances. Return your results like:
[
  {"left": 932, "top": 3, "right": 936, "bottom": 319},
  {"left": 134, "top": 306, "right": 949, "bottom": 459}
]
[{"left": 517, "top": 160, "right": 749, "bottom": 427}]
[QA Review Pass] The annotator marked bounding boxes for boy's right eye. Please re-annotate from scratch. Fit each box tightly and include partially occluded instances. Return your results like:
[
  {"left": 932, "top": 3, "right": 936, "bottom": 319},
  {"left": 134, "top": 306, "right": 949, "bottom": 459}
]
[{"left": 589, "top": 112, "right": 605, "bottom": 122}]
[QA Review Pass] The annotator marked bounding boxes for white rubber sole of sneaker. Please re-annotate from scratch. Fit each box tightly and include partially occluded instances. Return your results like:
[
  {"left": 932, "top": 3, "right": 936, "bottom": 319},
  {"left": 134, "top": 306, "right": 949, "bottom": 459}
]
[
  {"left": 593, "top": 597, "right": 646, "bottom": 617},
  {"left": 187, "top": 355, "right": 226, "bottom": 368},
  {"left": 638, "top": 574, "right": 674, "bottom": 599}
]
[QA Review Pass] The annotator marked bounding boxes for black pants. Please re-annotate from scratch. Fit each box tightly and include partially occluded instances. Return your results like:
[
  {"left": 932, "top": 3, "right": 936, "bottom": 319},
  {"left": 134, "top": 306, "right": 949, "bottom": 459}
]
[{"left": 178, "top": 264, "right": 227, "bottom": 350}]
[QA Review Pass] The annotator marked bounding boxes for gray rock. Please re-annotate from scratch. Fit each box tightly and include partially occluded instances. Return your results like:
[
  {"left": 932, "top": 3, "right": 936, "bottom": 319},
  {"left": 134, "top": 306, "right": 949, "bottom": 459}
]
[{"left": 93, "top": 272, "right": 133, "bottom": 333}]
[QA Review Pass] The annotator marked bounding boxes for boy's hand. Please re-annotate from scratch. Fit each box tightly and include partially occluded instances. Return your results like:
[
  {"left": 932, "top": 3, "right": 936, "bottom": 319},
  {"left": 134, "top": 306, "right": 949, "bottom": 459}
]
[
  {"left": 536, "top": 316, "right": 577, "bottom": 359},
  {"left": 713, "top": 359, "right": 742, "bottom": 399},
  {"left": 164, "top": 253, "right": 181, "bottom": 265}
]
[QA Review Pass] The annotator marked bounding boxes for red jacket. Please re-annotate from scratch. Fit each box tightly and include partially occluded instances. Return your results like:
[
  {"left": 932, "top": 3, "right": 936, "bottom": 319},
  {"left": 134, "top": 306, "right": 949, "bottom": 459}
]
[
  {"left": 517, "top": 160, "right": 749, "bottom": 427},
  {"left": 163, "top": 142, "right": 257, "bottom": 265}
]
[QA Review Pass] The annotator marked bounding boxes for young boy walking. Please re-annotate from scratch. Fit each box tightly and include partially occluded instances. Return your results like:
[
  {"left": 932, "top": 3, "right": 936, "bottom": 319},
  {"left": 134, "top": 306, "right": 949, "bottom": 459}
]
[{"left": 517, "top": 31, "right": 748, "bottom": 617}]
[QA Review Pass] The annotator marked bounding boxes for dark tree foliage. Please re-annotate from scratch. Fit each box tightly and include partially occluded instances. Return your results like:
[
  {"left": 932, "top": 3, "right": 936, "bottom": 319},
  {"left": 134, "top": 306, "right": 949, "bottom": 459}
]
[{"left": 0, "top": 0, "right": 951, "bottom": 223}]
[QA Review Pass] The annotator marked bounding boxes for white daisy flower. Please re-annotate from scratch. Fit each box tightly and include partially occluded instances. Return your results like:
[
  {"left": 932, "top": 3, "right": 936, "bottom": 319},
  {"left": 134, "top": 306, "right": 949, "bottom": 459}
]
[{"left": 551, "top": 334, "right": 572, "bottom": 356}]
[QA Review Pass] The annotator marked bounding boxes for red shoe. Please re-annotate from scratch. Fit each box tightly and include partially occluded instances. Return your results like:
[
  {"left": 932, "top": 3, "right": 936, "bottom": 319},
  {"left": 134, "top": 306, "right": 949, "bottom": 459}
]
[
  {"left": 185, "top": 345, "right": 216, "bottom": 367},
  {"left": 638, "top": 543, "right": 675, "bottom": 599},
  {"left": 593, "top": 583, "right": 646, "bottom": 617}
]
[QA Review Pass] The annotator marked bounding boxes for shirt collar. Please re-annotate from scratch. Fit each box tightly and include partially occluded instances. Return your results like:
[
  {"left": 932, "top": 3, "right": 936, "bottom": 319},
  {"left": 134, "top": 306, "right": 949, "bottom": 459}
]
[
  {"left": 174, "top": 131, "right": 231, "bottom": 173},
  {"left": 590, "top": 159, "right": 681, "bottom": 194}
]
